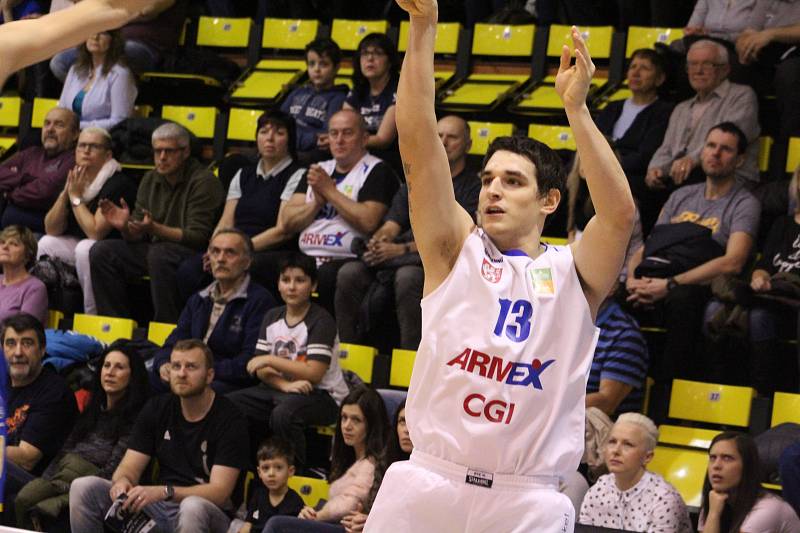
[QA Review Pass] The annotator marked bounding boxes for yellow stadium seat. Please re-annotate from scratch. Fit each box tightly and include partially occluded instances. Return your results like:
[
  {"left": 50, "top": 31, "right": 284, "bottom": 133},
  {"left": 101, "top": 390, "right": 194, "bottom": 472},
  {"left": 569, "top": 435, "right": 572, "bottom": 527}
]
[
  {"left": 772, "top": 392, "right": 800, "bottom": 427},
  {"left": 73, "top": 313, "right": 137, "bottom": 344},
  {"left": 227, "top": 107, "right": 261, "bottom": 142},
  {"left": 338, "top": 343, "right": 377, "bottom": 383},
  {"left": 786, "top": 137, "right": 800, "bottom": 174},
  {"left": 0, "top": 96, "right": 22, "bottom": 128},
  {"left": 540, "top": 236, "right": 568, "bottom": 245},
  {"left": 47, "top": 310, "right": 64, "bottom": 330},
  {"left": 243, "top": 470, "right": 256, "bottom": 506},
  {"left": 546, "top": 25, "right": 614, "bottom": 59},
  {"left": 648, "top": 446, "right": 707, "bottom": 508},
  {"left": 262, "top": 18, "right": 319, "bottom": 51},
  {"left": 31, "top": 97, "right": 59, "bottom": 128},
  {"left": 668, "top": 379, "right": 755, "bottom": 428},
  {"left": 440, "top": 24, "right": 534, "bottom": 111},
  {"left": 196, "top": 16, "right": 252, "bottom": 48},
  {"left": 288, "top": 476, "right": 330, "bottom": 508},
  {"left": 398, "top": 21, "right": 460, "bottom": 54},
  {"left": 468, "top": 121, "right": 514, "bottom": 155},
  {"left": 759, "top": 136, "right": 773, "bottom": 173},
  {"left": 331, "top": 19, "right": 389, "bottom": 51},
  {"left": 642, "top": 376, "right": 654, "bottom": 415},
  {"left": 625, "top": 26, "right": 684, "bottom": 57},
  {"left": 658, "top": 425, "right": 720, "bottom": 449},
  {"left": 528, "top": 124, "right": 576, "bottom": 151},
  {"left": 161, "top": 106, "right": 218, "bottom": 139},
  {"left": 231, "top": 70, "right": 298, "bottom": 101},
  {"left": 390, "top": 349, "right": 416, "bottom": 389},
  {"left": 0, "top": 136, "right": 15, "bottom": 158},
  {"left": 148, "top": 322, "right": 177, "bottom": 347}
]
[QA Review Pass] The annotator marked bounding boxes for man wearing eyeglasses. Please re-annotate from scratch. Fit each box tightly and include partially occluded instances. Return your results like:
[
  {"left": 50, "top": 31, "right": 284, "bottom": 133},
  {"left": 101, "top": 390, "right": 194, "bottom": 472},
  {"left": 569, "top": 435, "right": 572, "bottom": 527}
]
[
  {"left": 90, "top": 122, "right": 224, "bottom": 322},
  {"left": 0, "top": 107, "right": 78, "bottom": 233},
  {"left": 646, "top": 39, "right": 760, "bottom": 193}
]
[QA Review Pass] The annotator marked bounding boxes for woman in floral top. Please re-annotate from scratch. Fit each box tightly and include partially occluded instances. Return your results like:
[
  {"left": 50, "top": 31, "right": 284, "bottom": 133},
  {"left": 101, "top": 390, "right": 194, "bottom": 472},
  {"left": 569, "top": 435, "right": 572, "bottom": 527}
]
[{"left": 580, "top": 413, "right": 692, "bottom": 532}]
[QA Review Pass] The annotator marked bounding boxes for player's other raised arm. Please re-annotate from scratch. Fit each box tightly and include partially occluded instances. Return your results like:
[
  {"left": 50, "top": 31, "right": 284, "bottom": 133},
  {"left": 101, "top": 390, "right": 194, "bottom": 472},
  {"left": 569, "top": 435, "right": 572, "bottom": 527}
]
[
  {"left": 396, "top": 0, "right": 474, "bottom": 293},
  {"left": 559, "top": 27, "right": 635, "bottom": 316}
]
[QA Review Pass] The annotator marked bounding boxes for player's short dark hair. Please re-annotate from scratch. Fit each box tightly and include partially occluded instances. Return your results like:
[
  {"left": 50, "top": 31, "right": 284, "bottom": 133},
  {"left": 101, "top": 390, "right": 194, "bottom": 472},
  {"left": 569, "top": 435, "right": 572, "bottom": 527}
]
[
  {"left": 306, "top": 37, "right": 341, "bottom": 66},
  {"left": 279, "top": 253, "right": 318, "bottom": 283},
  {"left": 707, "top": 121, "right": 748, "bottom": 155},
  {"left": 1, "top": 313, "right": 45, "bottom": 347},
  {"left": 257, "top": 438, "right": 295, "bottom": 466},
  {"left": 483, "top": 136, "right": 565, "bottom": 197},
  {"left": 172, "top": 339, "right": 214, "bottom": 369}
]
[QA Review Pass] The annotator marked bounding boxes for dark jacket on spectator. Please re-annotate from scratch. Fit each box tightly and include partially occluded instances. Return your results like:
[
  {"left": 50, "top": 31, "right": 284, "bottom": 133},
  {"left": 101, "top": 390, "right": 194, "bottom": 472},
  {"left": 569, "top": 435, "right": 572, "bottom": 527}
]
[{"left": 152, "top": 275, "right": 275, "bottom": 387}]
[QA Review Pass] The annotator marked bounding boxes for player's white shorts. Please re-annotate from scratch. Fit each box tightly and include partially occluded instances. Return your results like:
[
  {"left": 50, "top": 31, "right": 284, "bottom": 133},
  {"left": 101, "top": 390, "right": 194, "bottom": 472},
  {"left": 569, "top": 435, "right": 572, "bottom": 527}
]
[{"left": 365, "top": 449, "right": 574, "bottom": 533}]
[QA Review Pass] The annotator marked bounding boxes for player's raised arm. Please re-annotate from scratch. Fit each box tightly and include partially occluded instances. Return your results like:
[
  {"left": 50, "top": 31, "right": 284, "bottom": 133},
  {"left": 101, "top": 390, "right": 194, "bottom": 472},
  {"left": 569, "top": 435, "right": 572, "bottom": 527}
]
[
  {"left": 396, "top": 0, "right": 474, "bottom": 293},
  {"left": 559, "top": 27, "right": 636, "bottom": 317},
  {"left": 0, "top": 0, "right": 170, "bottom": 90}
]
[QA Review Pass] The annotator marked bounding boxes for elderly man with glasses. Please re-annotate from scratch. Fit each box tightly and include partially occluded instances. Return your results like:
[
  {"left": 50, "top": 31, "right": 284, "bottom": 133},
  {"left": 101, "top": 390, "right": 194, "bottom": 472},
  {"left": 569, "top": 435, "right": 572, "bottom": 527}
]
[
  {"left": 89, "top": 122, "right": 224, "bottom": 322},
  {"left": 646, "top": 39, "right": 760, "bottom": 194}
]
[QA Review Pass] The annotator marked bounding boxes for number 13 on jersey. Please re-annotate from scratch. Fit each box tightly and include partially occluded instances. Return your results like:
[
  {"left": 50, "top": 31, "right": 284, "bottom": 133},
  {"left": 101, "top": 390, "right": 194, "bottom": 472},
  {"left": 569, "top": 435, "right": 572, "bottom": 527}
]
[{"left": 493, "top": 298, "right": 533, "bottom": 342}]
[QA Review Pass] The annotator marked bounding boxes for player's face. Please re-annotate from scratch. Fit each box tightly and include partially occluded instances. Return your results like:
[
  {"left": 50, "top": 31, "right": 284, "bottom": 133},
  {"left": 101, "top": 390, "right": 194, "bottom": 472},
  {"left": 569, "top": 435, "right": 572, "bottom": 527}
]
[
  {"left": 626, "top": 55, "right": 663, "bottom": 95},
  {"left": 340, "top": 403, "right": 368, "bottom": 449},
  {"left": 604, "top": 422, "right": 653, "bottom": 476},
  {"left": 278, "top": 267, "right": 316, "bottom": 307},
  {"left": 75, "top": 130, "right": 112, "bottom": 171},
  {"left": 396, "top": 408, "right": 413, "bottom": 453},
  {"left": 257, "top": 122, "right": 290, "bottom": 162},
  {"left": 100, "top": 350, "right": 132, "bottom": 398},
  {"left": 306, "top": 51, "right": 337, "bottom": 90},
  {"left": 437, "top": 117, "right": 470, "bottom": 165},
  {"left": 3, "top": 328, "right": 44, "bottom": 385},
  {"left": 257, "top": 457, "right": 295, "bottom": 491},
  {"left": 208, "top": 233, "right": 251, "bottom": 284},
  {"left": 169, "top": 348, "right": 212, "bottom": 398},
  {"left": 707, "top": 439, "right": 743, "bottom": 492},
  {"left": 478, "top": 150, "right": 557, "bottom": 250},
  {"left": 700, "top": 129, "right": 741, "bottom": 180}
]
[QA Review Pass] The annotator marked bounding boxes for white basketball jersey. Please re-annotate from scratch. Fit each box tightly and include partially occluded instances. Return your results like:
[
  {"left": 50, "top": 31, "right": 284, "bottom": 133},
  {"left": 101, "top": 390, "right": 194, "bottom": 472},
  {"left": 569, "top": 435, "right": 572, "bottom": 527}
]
[{"left": 406, "top": 228, "right": 598, "bottom": 479}]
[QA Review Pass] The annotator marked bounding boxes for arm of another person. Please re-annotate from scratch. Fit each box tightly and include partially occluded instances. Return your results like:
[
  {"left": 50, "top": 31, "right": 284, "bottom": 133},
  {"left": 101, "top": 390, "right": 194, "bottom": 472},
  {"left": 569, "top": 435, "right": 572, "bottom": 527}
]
[
  {"left": 6, "top": 441, "right": 43, "bottom": 472},
  {"left": 280, "top": 186, "right": 324, "bottom": 234},
  {"left": 395, "top": 1, "right": 474, "bottom": 296},
  {"left": 366, "top": 105, "right": 397, "bottom": 150},
  {"left": 169, "top": 465, "right": 240, "bottom": 507},
  {"left": 564, "top": 28, "right": 636, "bottom": 317},
  {"left": 82, "top": 66, "right": 137, "bottom": 130},
  {"left": 213, "top": 293, "right": 274, "bottom": 383},
  {"left": 153, "top": 172, "right": 224, "bottom": 249},
  {"left": 586, "top": 379, "right": 634, "bottom": 416},
  {"left": 20, "top": 280, "right": 48, "bottom": 325},
  {"left": 0, "top": 0, "right": 170, "bottom": 87},
  {"left": 673, "top": 231, "right": 754, "bottom": 286},
  {"left": 8, "top": 164, "right": 69, "bottom": 210},
  {"left": 44, "top": 188, "right": 71, "bottom": 235},
  {"left": 251, "top": 167, "right": 306, "bottom": 250}
]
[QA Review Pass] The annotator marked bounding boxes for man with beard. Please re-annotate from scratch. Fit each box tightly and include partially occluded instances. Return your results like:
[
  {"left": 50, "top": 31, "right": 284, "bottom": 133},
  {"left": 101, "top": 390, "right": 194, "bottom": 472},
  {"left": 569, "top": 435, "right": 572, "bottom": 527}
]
[
  {"left": 627, "top": 122, "right": 760, "bottom": 383},
  {"left": 2, "top": 312, "right": 77, "bottom": 514},
  {"left": 70, "top": 339, "right": 249, "bottom": 533},
  {"left": 0, "top": 107, "right": 78, "bottom": 232}
]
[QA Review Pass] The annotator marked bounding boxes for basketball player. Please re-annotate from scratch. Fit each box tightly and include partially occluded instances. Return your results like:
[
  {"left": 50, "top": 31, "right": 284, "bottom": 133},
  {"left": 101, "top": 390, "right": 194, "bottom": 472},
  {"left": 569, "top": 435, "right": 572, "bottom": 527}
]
[
  {"left": 0, "top": 0, "right": 167, "bottom": 90},
  {"left": 365, "top": 1, "right": 636, "bottom": 531}
]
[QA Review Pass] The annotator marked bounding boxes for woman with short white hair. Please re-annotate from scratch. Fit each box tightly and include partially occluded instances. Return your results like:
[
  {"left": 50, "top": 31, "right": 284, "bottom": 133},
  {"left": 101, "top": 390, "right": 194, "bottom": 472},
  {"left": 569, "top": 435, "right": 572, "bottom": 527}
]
[
  {"left": 579, "top": 413, "right": 692, "bottom": 533},
  {"left": 37, "top": 126, "right": 136, "bottom": 313}
]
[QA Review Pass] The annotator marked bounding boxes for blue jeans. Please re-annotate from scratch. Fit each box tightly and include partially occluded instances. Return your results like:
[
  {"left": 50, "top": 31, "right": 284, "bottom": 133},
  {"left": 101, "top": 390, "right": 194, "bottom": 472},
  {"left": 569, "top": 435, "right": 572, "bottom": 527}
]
[
  {"left": 69, "top": 476, "right": 231, "bottom": 533},
  {"left": 50, "top": 40, "right": 160, "bottom": 81}
]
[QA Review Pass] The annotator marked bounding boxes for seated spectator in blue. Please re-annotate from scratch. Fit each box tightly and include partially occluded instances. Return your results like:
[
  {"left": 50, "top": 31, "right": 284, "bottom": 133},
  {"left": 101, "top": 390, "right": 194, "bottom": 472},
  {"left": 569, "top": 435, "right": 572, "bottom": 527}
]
[
  {"left": 741, "top": 166, "right": 800, "bottom": 396},
  {"left": 37, "top": 127, "right": 137, "bottom": 315},
  {"left": 0, "top": 0, "right": 44, "bottom": 23},
  {"left": 2, "top": 313, "right": 78, "bottom": 515},
  {"left": 264, "top": 386, "right": 388, "bottom": 532},
  {"left": 580, "top": 413, "right": 692, "bottom": 531},
  {"left": 14, "top": 341, "right": 149, "bottom": 530},
  {"left": 0, "top": 226, "right": 47, "bottom": 325},
  {"left": 780, "top": 441, "right": 800, "bottom": 518},
  {"left": 699, "top": 432, "right": 800, "bottom": 532},
  {"left": 0, "top": 107, "right": 78, "bottom": 233},
  {"left": 177, "top": 110, "right": 305, "bottom": 303},
  {"left": 234, "top": 439, "right": 304, "bottom": 533},
  {"left": 586, "top": 290, "right": 649, "bottom": 417},
  {"left": 58, "top": 30, "right": 137, "bottom": 131},
  {"left": 281, "top": 38, "right": 348, "bottom": 162},
  {"left": 343, "top": 33, "right": 399, "bottom": 152},
  {"left": 153, "top": 228, "right": 275, "bottom": 394},
  {"left": 228, "top": 253, "right": 349, "bottom": 472},
  {"left": 595, "top": 49, "right": 673, "bottom": 233}
]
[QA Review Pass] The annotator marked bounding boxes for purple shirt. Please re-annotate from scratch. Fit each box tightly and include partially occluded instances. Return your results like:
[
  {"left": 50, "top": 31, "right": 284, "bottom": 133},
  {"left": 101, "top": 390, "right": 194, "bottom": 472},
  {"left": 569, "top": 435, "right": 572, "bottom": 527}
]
[
  {"left": 0, "top": 275, "right": 48, "bottom": 325},
  {"left": 0, "top": 146, "right": 74, "bottom": 210}
]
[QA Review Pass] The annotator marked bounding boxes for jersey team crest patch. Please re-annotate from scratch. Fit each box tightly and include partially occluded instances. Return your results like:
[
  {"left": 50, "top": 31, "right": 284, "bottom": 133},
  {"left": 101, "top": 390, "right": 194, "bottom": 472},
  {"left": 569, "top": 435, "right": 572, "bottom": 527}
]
[
  {"left": 530, "top": 267, "right": 555, "bottom": 295},
  {"left": 481, "top": 259, "right": 502, "bottom": 283}
]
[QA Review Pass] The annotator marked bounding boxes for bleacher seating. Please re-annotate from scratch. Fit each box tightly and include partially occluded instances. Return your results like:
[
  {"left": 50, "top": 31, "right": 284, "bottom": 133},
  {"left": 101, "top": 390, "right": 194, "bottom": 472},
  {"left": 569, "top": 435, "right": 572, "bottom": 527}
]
[
  {"left": 72, "top": 314, "right": 137, "bottom": 345},
  {"left": 338, "top": 343, "right": 377, "bottom": 384}
]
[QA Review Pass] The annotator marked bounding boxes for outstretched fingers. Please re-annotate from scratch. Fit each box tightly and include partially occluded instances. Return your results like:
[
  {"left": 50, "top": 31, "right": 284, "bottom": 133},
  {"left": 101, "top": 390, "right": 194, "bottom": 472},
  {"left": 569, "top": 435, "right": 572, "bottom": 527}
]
[
  {"left": 558, "top": 43, "right": 572, "bottom": 75},
  {"left": 571, "top": 26, "right": 595, "bottom": 77}
]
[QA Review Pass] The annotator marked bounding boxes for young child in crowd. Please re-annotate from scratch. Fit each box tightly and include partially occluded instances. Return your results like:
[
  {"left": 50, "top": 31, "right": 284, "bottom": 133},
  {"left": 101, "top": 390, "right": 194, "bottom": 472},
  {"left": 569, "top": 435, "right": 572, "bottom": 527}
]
[{"left": 240, "top": 440, "right": 305, "bottom": 533}]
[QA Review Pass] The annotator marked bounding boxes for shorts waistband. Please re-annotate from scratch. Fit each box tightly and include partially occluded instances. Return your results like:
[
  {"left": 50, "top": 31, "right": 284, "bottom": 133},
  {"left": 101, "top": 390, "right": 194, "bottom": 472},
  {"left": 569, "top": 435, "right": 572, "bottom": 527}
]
[{"left": 409, "top": 449, "right": 560, "bottom": 490}]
